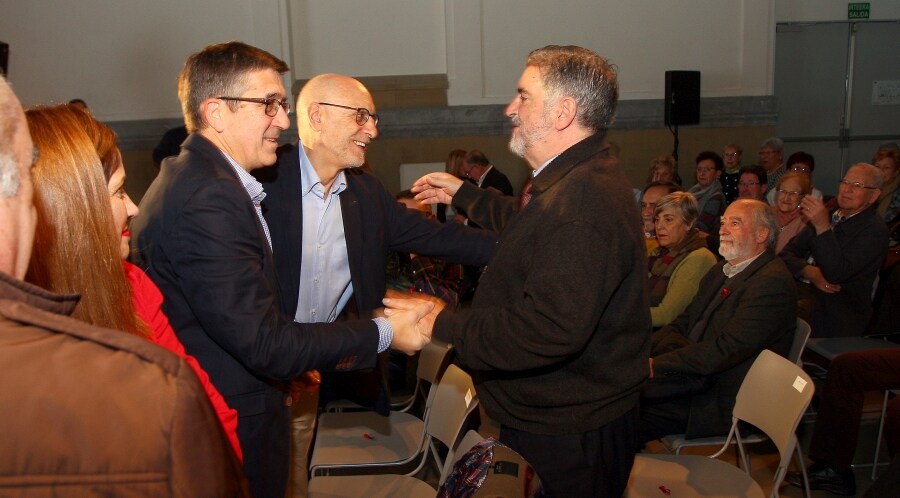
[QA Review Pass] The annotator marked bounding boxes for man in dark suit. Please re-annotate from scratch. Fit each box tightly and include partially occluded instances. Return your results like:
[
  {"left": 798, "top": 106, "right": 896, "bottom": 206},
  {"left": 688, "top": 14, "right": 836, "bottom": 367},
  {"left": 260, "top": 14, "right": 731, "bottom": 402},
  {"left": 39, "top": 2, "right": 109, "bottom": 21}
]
[
  {"left": 257, "top": 73, "right": 497, "bottom": 496},
  {"left": 779, "top": 163, "right": 888, "bottom": 338},
  {"left": 132, "top": 42, "right": 433, "bottom": 498},
  {"left": 638, "top": 199, "right": 796, "bottom": 442},
  {"left": 461, "top": 149, "right": 514, "bottom": 196}
]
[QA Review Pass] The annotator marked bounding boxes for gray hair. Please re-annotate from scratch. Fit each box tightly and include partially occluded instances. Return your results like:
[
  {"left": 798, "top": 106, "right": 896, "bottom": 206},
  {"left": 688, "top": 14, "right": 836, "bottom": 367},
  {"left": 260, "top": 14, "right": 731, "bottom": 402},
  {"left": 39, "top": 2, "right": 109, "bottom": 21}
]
[
  {"left": 525, "top": 45, "right": 619, "bottom": 133},
  {"left": 849, "top": 163, "right": 884, "bottom": 189},
  {"left": 654, "top": 191, "right": 700, "bottom": 230},
  {"left": 760, "top": 136, "right": 784, "bottom": 152},
  {"left": 0, "top": 75, "right": 21, "bottom": 197},
  {"left": 733, "top": 198, "right": 779, "bottom": 249}
]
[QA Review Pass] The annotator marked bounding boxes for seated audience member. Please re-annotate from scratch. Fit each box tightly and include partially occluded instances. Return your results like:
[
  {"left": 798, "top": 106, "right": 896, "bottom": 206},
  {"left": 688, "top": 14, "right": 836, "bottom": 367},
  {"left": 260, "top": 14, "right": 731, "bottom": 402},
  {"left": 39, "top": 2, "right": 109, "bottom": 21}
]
[
  {"left": 759, "top": 136, "right": 787, "bottom": 188},
  {"left": 773, "top": 172, "right": 812, "bottom": 253},
  {"left": 689, "top": 151, "right": 726, "bottom": 234},
  {"left": 640, "top": 181, "right": 682, "bottom": 254},
  {"left": 461, "top": 149, "right": 514, "bottom": 196},
  {"left": 152, "top": 124, "right": 188, "bottom": 167},
  {"left": 387, "top": 191, "right": 465, "bottom": 308},
  {"left": 25, "top": 104, "right": 242, "bottom": 459},
  {"left": 766, "top": 151, "right": 823, "bottom": 205},
  {"left": 787, "top": 348, "right": 900, "bottom": 496},
  {"left": 647, "top": 192, "right": 717, "bottom": 327},
  {"left": 873, "top": 146, "right": 900, "bottom": 224},
  {"left": 436, "top": 148, "right": 467, "bottom": 223},
  {"left": 780, "top": 163, "right": 888, "bottom": 337},
  {"left": 0, "top": 77, "right": 248, "bottom": 496},
  {"left": 638, "top": 199, "right": 796, "bottom": 442},
  {"left": 647, "top": 154, "right": 681, "bottom": 185},
  {"left": 720, "top": 143, "right": 743, "bottom": 204},
  {"left": 737, "top": 164, "right": 768, "bottom": 201}
]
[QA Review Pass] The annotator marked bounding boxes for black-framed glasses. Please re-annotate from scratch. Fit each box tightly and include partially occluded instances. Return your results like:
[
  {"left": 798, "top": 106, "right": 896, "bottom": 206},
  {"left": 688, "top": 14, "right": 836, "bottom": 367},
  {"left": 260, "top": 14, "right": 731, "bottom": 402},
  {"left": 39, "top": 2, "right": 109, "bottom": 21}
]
[
  {"left": 838, "top": 180, "right": 878, "bottom": 191},
  {"left": 218, "top": 96, "right": 290, "bottom": 116},
  {"left": 317, "top": 102, "right": 379, "bottom": 126}
]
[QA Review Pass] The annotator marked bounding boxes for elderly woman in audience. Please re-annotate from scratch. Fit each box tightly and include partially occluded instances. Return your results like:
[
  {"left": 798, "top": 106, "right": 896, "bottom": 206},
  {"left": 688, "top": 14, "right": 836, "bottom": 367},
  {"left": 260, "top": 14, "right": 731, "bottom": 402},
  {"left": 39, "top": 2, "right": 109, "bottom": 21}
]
[
  {"left": 437, "top": 148, "right": 467, "bottom": 223},
  {"left": 647, "top": 192, "right": 717, "bottom": 327},
  {"left": 688, "top": 151, "right": 726, "bottom": 233},
  {"left": 25, "top": 105, "right": 242, "bottom": 460},
  {"left": 646, "top": 154, "right": 681, "bottom": 185},
  {"left": 773, "top": 172, "right": 812, "bottom": 253},
  {"left": 874, "top": 146, "right": 900, "bottom": 224}
]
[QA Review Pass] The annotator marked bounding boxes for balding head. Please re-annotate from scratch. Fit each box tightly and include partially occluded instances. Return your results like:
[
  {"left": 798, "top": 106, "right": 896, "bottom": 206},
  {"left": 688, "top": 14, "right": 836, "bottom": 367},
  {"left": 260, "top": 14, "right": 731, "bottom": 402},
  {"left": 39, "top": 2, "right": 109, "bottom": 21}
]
[
  {"left": 295, "top": 74, "right": 379, "bottom": 185},
  {"left": 0, "top": 76, "right": 37, "bottom": 278}
]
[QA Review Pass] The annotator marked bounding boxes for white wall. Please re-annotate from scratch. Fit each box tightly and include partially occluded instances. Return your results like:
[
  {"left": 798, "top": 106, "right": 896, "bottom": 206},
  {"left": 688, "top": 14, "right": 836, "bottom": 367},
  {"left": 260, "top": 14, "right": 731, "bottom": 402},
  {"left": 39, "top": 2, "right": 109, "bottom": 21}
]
[
  {"left": 447, "top": 0, "right": 775, "bottom": 105},
  {"left": 777, "top": 0, "right": 900, "bottom": 22},
  {"left": 0, "top": 0, "right": 291, "bottom": 121},
  {"left": 0, "top": 0, "right": 783, "bottom": 121}
]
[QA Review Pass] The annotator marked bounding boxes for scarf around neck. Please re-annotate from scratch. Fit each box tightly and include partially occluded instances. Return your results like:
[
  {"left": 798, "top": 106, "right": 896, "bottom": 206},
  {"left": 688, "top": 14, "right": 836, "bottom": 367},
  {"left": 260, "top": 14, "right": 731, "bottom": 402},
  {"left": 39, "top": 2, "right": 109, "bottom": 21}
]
[{"left": 647, "top": 231, "right": 707, "bottom": 306}]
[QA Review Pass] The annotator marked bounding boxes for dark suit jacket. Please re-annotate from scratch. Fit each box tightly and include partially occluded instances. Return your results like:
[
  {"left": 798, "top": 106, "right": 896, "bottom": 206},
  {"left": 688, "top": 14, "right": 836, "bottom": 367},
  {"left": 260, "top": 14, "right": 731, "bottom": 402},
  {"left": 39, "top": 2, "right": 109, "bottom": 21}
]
[
  {"left": 257, "top": 143, "right": 498, "bottom": 408},
  {"left": 132, "top": 134, "right": 378, "bottom": 498},
  {"left": 651, "top": 248, "right": 796, "bottom": 438},
  {"left": 779, "top": 204, "right": 888, "bottom": 337},
  {"left": 479, "top": 166, "right": 514, "bottom": 196}
]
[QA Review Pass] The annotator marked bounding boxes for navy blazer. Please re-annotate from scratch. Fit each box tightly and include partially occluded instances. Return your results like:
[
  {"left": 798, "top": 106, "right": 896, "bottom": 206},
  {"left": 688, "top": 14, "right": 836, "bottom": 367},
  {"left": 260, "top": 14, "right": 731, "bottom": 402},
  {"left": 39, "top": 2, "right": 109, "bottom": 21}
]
[
  {"left": 133, "top": 134, "right": 379, "bottom": 498},
  {"left": 257, "top": 143, "right": 498, "bottom": 406}
]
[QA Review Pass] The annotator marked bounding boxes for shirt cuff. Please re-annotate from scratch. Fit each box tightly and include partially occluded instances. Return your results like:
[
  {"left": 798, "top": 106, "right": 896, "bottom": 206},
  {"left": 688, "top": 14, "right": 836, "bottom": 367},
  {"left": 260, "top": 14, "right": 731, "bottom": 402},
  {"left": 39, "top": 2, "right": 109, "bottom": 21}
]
[{"left": 373, "top": 317, "right": 393, "bottom": 353}]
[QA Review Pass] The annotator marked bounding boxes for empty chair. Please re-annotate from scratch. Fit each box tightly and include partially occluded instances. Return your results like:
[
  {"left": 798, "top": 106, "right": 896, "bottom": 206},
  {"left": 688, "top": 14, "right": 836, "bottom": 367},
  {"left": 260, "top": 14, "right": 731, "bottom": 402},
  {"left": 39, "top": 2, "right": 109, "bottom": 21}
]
[
  {"left": 626, "top": 349, "right": 815, "bottom": 498},
  {"left": 308, "top": 366, "right": 480, "bottom": 497},
  {"left": 309, "top": 340, "right": 455, "bottom": 476}
]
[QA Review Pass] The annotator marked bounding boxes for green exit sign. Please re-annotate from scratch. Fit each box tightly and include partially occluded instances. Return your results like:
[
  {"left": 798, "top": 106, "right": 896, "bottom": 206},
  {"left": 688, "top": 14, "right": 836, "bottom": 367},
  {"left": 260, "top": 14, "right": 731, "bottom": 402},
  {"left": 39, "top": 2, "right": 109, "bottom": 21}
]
[{"left": 848, "top": 2, "right": 870, "bottom": 19}]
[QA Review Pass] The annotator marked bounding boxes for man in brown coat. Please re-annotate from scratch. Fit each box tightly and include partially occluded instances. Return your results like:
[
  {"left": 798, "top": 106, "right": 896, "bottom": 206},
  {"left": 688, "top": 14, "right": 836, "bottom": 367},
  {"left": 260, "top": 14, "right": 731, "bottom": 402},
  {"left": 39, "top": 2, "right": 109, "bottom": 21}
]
[{"left": 0, "top": 76, "right": 249, "bottom": 496}]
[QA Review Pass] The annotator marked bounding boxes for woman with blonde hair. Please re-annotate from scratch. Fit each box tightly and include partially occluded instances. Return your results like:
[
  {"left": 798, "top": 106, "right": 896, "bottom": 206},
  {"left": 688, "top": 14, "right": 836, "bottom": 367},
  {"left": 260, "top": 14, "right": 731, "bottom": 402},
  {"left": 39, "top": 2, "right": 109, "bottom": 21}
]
[
  {"left": 646, "top": 154, "right": 681, "bottom": 185},
  {"left": 773, "top": 172, "right": 812, "bottom": 253},
  {"left": 25, "top": 105, "right": 241, "bottom": 459}
]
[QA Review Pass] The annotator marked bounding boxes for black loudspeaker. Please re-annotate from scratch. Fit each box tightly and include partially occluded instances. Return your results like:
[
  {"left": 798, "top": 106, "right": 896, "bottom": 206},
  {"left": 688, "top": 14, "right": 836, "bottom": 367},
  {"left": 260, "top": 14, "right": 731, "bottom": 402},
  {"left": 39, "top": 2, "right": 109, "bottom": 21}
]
[
  {"left": 0, "top": 41, "right": 8, "bottom": 76},
  {"left": 664, "top": 70, "right": 700, "bottom": 126}
]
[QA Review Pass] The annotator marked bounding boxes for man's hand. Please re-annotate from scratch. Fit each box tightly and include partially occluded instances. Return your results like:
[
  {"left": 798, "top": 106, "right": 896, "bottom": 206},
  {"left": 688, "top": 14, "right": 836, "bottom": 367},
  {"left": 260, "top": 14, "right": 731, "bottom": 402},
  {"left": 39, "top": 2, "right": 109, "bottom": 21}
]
[
  {"left": 799, "top": 196, "right": 831, "bottom": 234},
  {"left": 801, "top": 265, "right": 841, "bottom": 293},
  {"left": 383, "top": 296, "right": 435, "bottom": 355},
  {"left": 411, "top": 172, "right": 464, "bottom": 205}
]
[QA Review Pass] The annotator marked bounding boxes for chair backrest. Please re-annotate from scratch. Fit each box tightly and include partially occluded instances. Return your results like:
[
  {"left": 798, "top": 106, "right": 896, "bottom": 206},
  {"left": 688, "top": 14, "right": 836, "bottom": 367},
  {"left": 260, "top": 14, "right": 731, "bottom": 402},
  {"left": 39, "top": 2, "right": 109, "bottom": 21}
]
[
  {"left": 788, "top": 318, "right": 812, "bottom": 366},
  {"left": 425, "top": 365, "right": 479, "bottom": 482},
  {"left": 416, "top": 339, "right": 455, "bottom": 408},
  {"left": 732, "top": 349, "right": 814, "bottom": 462}
]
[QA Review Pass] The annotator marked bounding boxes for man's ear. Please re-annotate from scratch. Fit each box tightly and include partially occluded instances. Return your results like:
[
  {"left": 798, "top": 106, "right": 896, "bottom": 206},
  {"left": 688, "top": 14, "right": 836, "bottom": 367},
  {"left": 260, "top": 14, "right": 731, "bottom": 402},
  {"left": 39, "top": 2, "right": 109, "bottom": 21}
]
[
  {"left": 200, "top": 98, "right": 226, "bottom": 133},
  {"left": 554, "top": 97, "right": 578, "bottom": 130},
  {"left": 308, "top": 103, "right": 324, "bottom": 131}
]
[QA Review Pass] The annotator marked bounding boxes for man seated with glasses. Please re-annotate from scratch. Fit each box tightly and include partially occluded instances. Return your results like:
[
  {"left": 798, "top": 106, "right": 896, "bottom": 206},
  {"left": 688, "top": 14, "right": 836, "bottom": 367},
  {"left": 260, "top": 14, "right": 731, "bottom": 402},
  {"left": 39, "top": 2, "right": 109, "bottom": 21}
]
[
  {"left": 779, "top": 163, "right": 889, "bottom": 337},
  {"left": 736, "top": 164, "right": 768, "bottom": 201}
]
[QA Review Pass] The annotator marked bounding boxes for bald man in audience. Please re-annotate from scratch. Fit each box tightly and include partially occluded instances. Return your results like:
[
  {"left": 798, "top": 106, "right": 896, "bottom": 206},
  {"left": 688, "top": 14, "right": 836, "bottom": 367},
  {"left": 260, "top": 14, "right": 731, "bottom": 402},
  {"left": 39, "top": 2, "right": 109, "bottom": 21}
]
[
  {"left": 779, "top": 163, "right": 888, "bottom": 337},
  {"left": 0, "top": 76, "right": 249, "bottom": 496}
]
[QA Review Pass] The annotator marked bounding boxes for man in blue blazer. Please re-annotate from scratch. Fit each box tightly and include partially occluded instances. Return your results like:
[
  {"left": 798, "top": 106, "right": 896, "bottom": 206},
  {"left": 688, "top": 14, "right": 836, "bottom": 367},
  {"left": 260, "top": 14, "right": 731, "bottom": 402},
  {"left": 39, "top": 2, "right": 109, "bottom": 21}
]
[
  {"left": 256, "top": 73, "right": 498, "bottom": 495},
  {"left": 132, "top": 43, "right": 433, "bottom": 498}
]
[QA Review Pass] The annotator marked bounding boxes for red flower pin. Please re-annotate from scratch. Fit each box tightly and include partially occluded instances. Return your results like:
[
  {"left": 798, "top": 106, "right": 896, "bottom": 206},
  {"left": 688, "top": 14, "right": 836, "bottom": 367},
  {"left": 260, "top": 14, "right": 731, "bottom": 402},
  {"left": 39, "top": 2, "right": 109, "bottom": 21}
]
[{"left": 720, "top": 288, "right": 730, "bottom": 298}]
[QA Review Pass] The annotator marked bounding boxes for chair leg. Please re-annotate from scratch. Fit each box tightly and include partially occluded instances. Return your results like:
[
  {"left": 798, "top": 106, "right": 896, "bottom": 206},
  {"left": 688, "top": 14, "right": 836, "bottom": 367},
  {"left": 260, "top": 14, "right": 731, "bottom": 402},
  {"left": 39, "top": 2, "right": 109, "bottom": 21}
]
[
  {"left": 794, "top": 444, "right": 810, "bottom": 498},
  {"left": 871, "top": 390, "right": 890, "bottom": 481}
]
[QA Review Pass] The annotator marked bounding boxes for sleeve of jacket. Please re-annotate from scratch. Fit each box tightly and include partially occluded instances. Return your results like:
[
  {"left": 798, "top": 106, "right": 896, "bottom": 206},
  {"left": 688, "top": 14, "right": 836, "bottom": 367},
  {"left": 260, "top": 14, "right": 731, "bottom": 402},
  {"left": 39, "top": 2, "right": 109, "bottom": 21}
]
[
  {"left": 165, "top": 179, "right": 378, "bottom": 380},
  {"left": 169, "top": 357, "right": 252, "bottom": 497},
  {"left": 652, "top": 262, "right": 795, "bottom": 376},
  {"left": 452, "top": 181, "right": 520, "bottom": 233}
]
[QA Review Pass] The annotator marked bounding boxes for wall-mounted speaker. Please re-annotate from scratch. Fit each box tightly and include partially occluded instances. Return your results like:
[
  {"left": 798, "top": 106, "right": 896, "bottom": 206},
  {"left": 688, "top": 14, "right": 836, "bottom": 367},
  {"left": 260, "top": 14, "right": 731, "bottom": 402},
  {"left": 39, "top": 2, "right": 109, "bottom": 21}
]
[{"left": 664, "top": 70, "right": 700, "bottom": 126}]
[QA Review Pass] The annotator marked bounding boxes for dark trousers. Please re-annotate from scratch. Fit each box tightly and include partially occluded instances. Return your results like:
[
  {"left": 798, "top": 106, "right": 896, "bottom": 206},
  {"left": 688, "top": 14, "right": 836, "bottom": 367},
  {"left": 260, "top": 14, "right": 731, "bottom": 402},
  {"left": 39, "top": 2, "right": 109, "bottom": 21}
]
[
  {"left": 499, "top": 406, "right": 638, "bottom": 498},
  {"left": 236, "top": 389, "right": 291, "bottom": 498},
  {"left": 809, "top": 349, "right": 900, "bottom": 470}
]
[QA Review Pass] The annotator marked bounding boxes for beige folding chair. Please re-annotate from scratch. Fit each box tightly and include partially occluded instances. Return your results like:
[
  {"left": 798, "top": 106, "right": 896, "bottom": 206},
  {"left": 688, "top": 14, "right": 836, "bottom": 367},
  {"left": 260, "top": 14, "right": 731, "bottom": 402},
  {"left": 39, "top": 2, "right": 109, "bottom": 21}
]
[
  {"left": 309, "top": 340, "right": 455, "bottom": 476},
  {"left": 661, "top": 318, "right": 812, "bottom": 468},
  {"left": 308, "top": 367, "right": 480, "bottom": 497},
  {"left": 627, "top": 349, "right": 815, "bottom": 498}
]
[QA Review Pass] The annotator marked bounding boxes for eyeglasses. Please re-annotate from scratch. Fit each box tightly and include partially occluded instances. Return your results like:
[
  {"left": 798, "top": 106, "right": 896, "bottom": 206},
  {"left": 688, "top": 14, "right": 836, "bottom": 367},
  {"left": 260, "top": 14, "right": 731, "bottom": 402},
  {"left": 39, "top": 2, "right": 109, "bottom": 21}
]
[
  {"left": 759, "top": 150, "right": 778, "bottom": 155},
  {"left": 776, "top": 188, "right": 802, "bottom": 198},
  {"left": 838, "top": 180, "right": 878, "bottom": 191},
  {"left": 739, "top": 181, "right": 760, "bottom": 186},
  {"left": 696, "top": 166, "right": 717, "bottom": 173},
  {"left": 317, "top": 102, "right": 379, "bottom": 126},
  {"left": 790, "top": 165, "right": 811, "bottom": 174},
  {"left": 218, "top": 96, "right": 290, "bottom": 116},
  {"left": 723, "top": 152, "right": 739, "bottom": 158}
]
